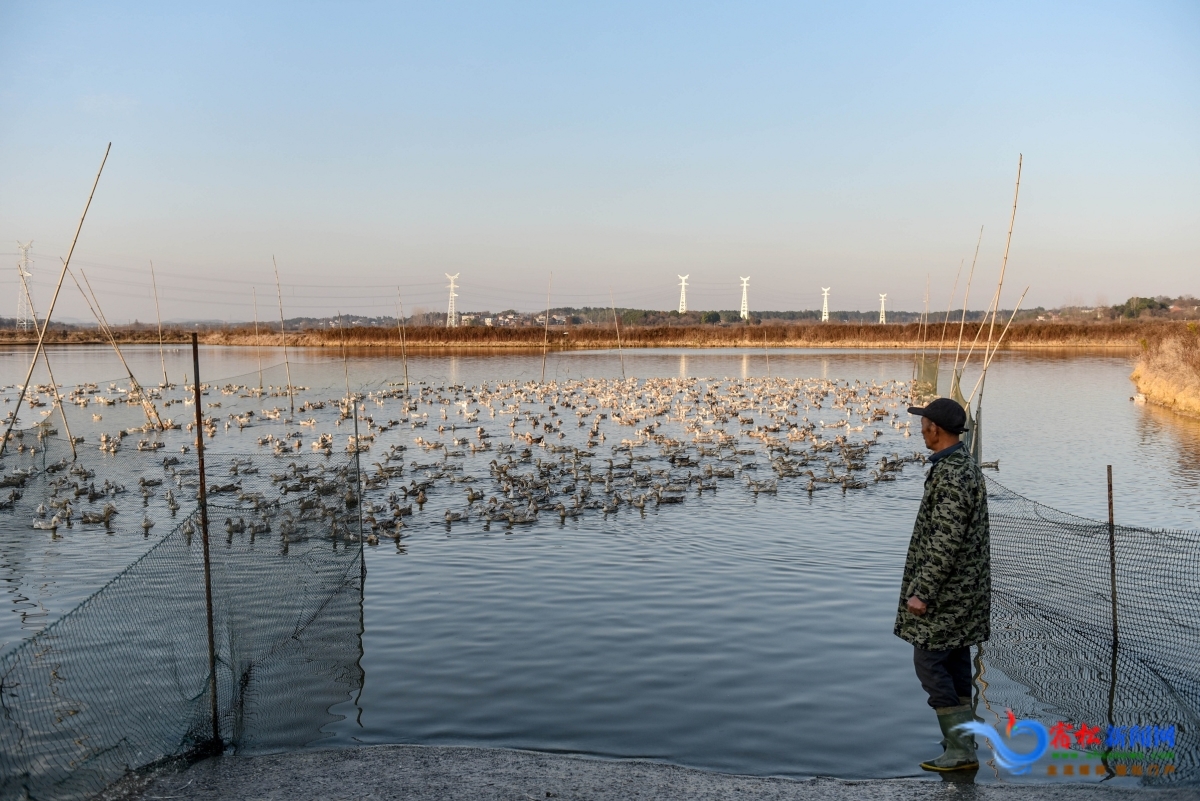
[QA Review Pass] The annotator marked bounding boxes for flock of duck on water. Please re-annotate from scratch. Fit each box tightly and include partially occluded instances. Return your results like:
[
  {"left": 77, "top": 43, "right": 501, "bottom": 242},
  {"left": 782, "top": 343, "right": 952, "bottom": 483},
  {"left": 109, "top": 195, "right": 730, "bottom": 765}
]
[{"left": 2, "top": 373, "right": 998, "bottom": 549}]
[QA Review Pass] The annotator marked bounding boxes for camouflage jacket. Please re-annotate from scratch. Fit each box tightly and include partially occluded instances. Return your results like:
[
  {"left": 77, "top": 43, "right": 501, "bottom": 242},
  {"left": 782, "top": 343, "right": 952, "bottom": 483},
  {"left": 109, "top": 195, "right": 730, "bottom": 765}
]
[{"left": 894, "top": 445, "right": 991, "bottom": 650}]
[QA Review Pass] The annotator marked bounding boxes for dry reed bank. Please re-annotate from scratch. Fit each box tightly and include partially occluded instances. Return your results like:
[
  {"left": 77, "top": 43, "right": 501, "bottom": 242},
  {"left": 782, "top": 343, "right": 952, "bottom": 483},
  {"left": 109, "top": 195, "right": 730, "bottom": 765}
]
[
  {"left": 0, "top": 320, "right": 1176, "bottom": 349},
  {"left": 1131, "top": 324, "right": 1200, "bottom": 418}
]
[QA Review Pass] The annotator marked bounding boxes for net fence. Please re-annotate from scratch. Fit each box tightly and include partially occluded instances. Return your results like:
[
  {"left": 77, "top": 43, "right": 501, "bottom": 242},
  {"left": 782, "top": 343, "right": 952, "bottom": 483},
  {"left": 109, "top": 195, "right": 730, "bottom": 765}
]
[
  {"left": 983, "top": 479, "right": 1200, "bottom": 784},
  {"left": 0, "top": 408, "right": 1198, "bottom": 793},
  {"left": 0, "top": 430, "right": 364, "bottom": 801}
]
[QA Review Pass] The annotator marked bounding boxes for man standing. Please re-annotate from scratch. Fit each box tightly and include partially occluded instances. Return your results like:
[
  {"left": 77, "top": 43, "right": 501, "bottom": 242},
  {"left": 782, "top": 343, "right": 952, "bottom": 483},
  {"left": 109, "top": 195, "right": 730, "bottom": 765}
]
[{"left": 896, "top": 397, "right": 991, "bottom": 772}]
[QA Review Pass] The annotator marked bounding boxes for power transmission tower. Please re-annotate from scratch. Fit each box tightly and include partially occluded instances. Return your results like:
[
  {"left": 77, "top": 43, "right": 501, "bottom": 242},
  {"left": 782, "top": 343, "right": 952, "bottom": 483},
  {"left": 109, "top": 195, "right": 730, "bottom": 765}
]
[
  {"left": 879, "top": 294, "right": 887, "bottom": 324},
  {"left": 821, "top": 287, "right": 830, "bottom": 322},
  {"left": 445, "top": 273, "right": 459, "bottom": 328},
  {"left": 677, "top": 275, "right": 689, "bottom": 313},
  {"left": 16, "top": 242, "right": 34, "bottom": 330},
  {"left": 740, "top": 277, "right": 750, "bottom": 320}
]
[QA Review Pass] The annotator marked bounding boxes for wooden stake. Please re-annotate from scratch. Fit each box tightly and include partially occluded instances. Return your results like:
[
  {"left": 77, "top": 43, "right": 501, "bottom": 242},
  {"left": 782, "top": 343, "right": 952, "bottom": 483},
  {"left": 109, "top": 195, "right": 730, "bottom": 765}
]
[{"left": 1, "top": 143, "right": 109, "bottom": 459}]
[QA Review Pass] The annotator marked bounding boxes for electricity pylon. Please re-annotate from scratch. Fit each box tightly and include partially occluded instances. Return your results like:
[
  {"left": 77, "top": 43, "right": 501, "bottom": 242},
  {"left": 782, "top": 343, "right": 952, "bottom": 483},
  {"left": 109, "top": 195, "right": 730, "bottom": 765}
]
[
  {"left": 821, "top": 287, "right": 830, "bottom": 322},
  {"left": 678, "top": 275, "right": 689, "bottom": 313},
  {"left": 445, "top": 273, "right": 459, "bottom": 328},
  {"left": 16, "top": 242, "right": 34, "bottom": 330},
  {"left": 740, "top": 277, "right": 750, "bottom": 320},
  {"left": 879, "top": 294, "right": 887, "bottom": 324}
]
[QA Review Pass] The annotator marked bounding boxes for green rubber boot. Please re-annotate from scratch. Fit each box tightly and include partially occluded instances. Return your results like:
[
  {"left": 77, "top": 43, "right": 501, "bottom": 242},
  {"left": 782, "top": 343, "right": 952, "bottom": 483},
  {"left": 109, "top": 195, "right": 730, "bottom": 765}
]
[{"left": 920, "top": 705, "right": 979, "bottom": 772}]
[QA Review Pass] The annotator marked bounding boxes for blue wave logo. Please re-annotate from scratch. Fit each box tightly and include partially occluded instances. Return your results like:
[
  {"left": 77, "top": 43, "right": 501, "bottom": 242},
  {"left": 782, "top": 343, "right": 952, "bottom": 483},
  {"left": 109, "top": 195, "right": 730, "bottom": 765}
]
[{"left": 958, "top": 716, "right": 1049, "bottom": 774}]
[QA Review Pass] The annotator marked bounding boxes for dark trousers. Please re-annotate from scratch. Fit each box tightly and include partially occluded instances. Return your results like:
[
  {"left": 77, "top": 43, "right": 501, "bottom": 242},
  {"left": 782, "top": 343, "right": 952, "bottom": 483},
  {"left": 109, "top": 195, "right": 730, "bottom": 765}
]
[{"left": 913, "top": 645, "right": 973, "bottom": 709}]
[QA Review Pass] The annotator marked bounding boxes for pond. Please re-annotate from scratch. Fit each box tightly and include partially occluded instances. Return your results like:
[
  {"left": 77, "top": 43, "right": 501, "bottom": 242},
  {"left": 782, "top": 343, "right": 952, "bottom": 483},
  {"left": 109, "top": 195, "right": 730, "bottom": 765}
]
[{"left": 0, "top": 344, "right": 1195, "bottom": 784}]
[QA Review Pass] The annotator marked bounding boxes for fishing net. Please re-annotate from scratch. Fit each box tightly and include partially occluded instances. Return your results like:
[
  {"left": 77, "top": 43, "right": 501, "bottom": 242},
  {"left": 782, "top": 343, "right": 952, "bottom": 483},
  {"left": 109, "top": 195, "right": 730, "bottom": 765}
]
[
  {"left": 983, "top": 478, "right": 1200, "bottom": 784},
  {"left": 0, "top": 430, "right": 365, "bottom": 801},
  {"left": 912, "top": 354, "right": 939, "bottom": 400}
]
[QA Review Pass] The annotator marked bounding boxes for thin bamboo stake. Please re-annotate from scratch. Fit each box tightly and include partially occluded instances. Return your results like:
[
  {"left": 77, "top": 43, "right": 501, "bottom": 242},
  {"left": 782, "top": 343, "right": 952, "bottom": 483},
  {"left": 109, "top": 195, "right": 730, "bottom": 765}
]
[
  {"left": 18, "top": 282, "right": 76, "bottom": 458},
  {"left": 935, "top": 258, "right": 964, "bottom": 364},
  {"left": 1, "top": 143, "right": 109, "bottom": 459},
  {"left": 76, "top": 268, "right": 164, "bottom": 429},
  {"left": 952, "top": 226, "right": 984, "bottom": 375},
  {"left": 987, "top": 155, "right": 1023, "bottom": 355},
  {"left": 150, "top": 260, "right": 167, "bottom": 386},
  {"left": 395, "top": 290, "right": 409, "bottom": 397},
  {"left": 338, "top": 311, "right": 352, "bottom": 403},
  {"left": 967, "top": 286, "right": 1029, "bottom": 405},
  {"left": 272, "top": 256, "right": 294, "bottom": 419},
  {"left": 540, "top": 273, "right": 552, "bottom": 384},
  {"left": 920, "top": 275, "right": 930, "bottom": 353},
  {"left": 610, "top": 291, "right": 625, "bottom": 380},
  {"left": 963, "top": 156, "right": 1023, "bottom": 375},
  {"left": 252, "top": 286, "right": 263, "bottom": 390}
]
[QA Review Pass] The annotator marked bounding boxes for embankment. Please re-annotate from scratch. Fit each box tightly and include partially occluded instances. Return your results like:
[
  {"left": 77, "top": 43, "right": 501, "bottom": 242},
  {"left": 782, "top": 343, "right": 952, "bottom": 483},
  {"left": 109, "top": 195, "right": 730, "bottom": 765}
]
[
  {"left": 0, "top": 320, "right": 1180, "bottom": 350},
  {"left": 1131, "top": 324, "right": 1200, "bottom": 418}
]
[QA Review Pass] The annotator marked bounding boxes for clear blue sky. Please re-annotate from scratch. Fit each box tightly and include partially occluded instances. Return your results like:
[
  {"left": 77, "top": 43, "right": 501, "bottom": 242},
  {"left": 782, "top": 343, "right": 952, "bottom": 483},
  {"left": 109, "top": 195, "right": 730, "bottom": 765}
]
[{"left": 1, "top": 1, "right": 1197, "bottom": 322}]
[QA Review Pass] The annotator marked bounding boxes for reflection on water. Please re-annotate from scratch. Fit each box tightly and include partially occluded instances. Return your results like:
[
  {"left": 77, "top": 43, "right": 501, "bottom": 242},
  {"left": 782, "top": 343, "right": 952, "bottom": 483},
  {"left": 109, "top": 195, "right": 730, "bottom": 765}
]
[
  {"left": 1136, "top": 404, "right": 1200, "bottom": 501},
  {"left": 0, "top": 345, "right": 1197, "bottom": 783}
]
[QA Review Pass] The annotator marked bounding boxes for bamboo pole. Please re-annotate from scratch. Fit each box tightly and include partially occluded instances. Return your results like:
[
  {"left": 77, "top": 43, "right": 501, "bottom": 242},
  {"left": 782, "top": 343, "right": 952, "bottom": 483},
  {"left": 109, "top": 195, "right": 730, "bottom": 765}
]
[
  {"left": 540, "top": 273, "right": 552, "bottom": 384},
  {"left": 1, "top": 143, "right": 109, "bottom": 459},
  {"left": 610, "top": 291, "right": 625, "bottom": 380},
  {"left": 952, "top": 226, "right": 984, "bottom": 376},
  {"left": 964, "top": 156, "right": 1024, "bottom": 404},
  {"left": 76, "top": 268, "right": 163, "bottom": 429},
  {"left": 272, "top": 256, "right": 294, "bottom": 419},
  {"left": 987, "top": 155, "right": 1023, "bottom": 354},
  {"left": 17, "top": 280, "right": 76, "bottom": 458},
  {"left": 967, "top": 286, "right": 1029, "bottom": 404},
  {"left": 395, "top": 290, "right": 409, "bottom": 397},
  {"left": 935, "top": 258, "right": 964, "bottom": 365},
  {"left": 252, "top": 287, "right": 263, "bottom": 390},
  {"left": 150, "top": 260, "right": 167, "bottom": 386}
]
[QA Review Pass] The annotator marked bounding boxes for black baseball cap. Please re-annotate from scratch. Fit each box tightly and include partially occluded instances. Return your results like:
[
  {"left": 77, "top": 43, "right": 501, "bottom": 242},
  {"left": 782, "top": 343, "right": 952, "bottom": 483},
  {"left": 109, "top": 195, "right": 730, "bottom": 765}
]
[{"left": 908, "top": 397, "right": 969, "bottom": 435}]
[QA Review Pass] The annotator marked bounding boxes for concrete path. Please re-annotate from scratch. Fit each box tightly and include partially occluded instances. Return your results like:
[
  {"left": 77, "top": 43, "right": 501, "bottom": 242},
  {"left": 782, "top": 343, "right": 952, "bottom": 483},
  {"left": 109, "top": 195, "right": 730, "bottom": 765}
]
[{"left": 125, "top": 745, "right": 1191, "bottom": 801}]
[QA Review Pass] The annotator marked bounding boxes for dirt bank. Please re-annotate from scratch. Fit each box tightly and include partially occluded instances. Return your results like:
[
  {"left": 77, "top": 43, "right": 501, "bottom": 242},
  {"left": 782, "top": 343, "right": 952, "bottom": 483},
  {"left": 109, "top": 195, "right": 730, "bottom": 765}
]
[{"left": 114, "top": 744, "right": 1187, "bottom": 801}]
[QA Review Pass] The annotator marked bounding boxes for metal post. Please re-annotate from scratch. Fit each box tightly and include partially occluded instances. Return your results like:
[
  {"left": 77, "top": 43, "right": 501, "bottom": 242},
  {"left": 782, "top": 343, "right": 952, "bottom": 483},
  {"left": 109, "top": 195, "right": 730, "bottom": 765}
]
[
  {"left": 353, "top": 404, "right": 366, "bottom": 582},
  {"left": 192, "top": 334, "right": 221, "bottom": 750},
  {"left": 1104, "top": 464, "right": 1118, "bottom": 776},
  {"left": 1107, "top": 465, "right": 1117, "bottom": 650}
]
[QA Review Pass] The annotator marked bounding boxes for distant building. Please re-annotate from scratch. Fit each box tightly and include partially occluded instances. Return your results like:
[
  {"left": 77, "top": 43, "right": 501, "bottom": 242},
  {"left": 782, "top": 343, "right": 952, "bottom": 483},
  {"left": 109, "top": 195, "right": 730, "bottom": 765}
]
[{"left": 484, "top": 317, "right": 494, "bottom": 326}]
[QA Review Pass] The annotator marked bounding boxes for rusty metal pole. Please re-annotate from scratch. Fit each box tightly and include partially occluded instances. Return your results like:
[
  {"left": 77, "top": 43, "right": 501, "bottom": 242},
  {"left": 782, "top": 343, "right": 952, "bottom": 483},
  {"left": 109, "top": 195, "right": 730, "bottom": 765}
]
[
  {"left": 192, "top": 333, "right": 221, "bottom": 750},
  {"left": 1104, "top": 465, "right": 1118, "bottom": 776},
  {"left": 1108, "top": 465, "right": 1117, "bottom": 648}
]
